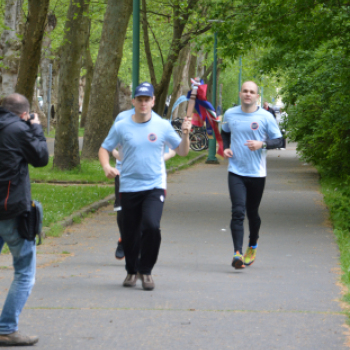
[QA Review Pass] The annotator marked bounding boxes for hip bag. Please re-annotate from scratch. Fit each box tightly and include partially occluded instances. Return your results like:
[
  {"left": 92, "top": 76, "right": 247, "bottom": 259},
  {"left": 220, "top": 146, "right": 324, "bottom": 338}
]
[{"left": 18, "top": 200, "right": 44, "bottom": 244}]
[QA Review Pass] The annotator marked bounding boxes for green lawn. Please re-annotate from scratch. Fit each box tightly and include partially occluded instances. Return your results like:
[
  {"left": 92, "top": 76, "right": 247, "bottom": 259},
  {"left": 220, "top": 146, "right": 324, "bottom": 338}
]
[
  {"left": 30, "top": 150, "right": 207, "bottom": 183},
  {"left": 31, "top": 184, "right": 114, "bottom": 228}
]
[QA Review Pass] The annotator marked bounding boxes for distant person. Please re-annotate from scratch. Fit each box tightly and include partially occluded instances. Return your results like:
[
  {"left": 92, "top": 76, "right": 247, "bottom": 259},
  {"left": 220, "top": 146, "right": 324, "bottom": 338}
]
[
  {"left": 221, "top": 82, "right": 284, "bottom": 269},
  {"left": 99, "top": 82, "right": 191, "bottom": 291},
  {"left": 263, "top": 102, "right": 276, "bottom": 119},
  {"left": 0, "top": 93, "right": 48, "bottom": 346}
]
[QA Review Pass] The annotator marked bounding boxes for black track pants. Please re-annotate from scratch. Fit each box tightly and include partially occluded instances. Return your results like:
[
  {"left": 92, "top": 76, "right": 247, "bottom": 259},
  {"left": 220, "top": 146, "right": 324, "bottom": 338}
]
[
  {"left": 120, "top": 189, "right": 165, "bottom": 275},
  {"left": 114, "top": 175, "right": 123, "bottom": 240},
  {"left": 228, "top": 172, "right": 266, "bottom": 254}
]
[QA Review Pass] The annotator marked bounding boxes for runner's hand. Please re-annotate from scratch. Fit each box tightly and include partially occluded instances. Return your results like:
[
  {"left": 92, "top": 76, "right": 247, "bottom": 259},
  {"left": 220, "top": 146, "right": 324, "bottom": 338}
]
[
  {"left": 181, "top": 117, "right": 191, "bottom": 135},
  {"left": 103, "top": 164, "right": 119, "bottom": 179},
  {"left": 244, "top": 140, "right": 263, "bottom": 151},
  {"left": 224, "top": 149, "right": 233, "bottom": 159}
]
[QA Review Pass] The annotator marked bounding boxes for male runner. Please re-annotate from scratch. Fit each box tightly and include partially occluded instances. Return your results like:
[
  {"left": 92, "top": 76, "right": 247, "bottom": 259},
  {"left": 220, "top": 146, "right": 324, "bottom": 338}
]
[
  {"left": 99, "top": 82, "right": 191, "bottom": 290},
  {"left": 112, "top": 128, "right": 175, "bottom": 260},
  {"left": 221, "top": 81, "right": 283, "bottom": 269}
]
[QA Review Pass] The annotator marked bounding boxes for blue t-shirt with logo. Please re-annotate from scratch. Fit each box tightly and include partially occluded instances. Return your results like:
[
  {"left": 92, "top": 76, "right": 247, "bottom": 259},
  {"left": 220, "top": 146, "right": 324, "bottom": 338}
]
[
  {"left": 102, "top": 112, "right": 181, "bottom": 192},
  {"left": 222, "top": 106, "right": 282, "bottom": 177}
]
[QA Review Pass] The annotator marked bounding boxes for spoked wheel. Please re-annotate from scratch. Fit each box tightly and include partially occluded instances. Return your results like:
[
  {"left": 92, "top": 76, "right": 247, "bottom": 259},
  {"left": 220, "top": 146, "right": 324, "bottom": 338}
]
[
  {"left": 174, "top": 128, "right": 182, "bottom": 138},
  {"left": 190, "top": 132, "right": 208, "bottom": 151}
]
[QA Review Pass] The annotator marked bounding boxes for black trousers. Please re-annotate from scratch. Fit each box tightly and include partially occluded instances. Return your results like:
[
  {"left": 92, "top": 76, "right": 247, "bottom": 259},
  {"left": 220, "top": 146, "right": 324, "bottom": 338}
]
[
  {"left": 114, "top": 175, "right": 123, "bottom": 240},
  {"left": 120, "top": 189, "right": 165, "bottom": 275},
  {"left": 228, "top": 172, "right": 266, "bottom": 254}
]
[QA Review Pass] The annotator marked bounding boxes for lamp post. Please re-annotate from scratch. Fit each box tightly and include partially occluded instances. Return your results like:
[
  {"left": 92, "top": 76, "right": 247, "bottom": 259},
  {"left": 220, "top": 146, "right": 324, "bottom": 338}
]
[
  {"left": 132, "top": 0, "right": 140, "bottom": 97},
  {"left": 206, "top": 20, "right": 224, "bottom": 164},
  {"left": 206, "top": 31, "right": 219, "bottom": 164}
]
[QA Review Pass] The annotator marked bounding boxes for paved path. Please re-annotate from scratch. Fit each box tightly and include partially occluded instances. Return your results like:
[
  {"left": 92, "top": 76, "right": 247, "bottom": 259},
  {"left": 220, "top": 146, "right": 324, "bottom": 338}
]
[{"left": 0, "top": 144, "right": 347, "bottom": 349}]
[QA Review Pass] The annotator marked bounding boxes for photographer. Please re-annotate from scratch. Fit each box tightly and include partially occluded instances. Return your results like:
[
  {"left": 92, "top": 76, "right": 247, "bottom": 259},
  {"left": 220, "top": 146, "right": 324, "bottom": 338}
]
[{"left": 0, "top": 93, "right": 48, "bottom": 346}]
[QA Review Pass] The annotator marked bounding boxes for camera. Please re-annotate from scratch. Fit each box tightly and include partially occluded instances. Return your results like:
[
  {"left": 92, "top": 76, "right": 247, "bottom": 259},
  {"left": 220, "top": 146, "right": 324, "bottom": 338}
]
[{"left": 29, "top": 113, "right": 35, "bottom": 120}]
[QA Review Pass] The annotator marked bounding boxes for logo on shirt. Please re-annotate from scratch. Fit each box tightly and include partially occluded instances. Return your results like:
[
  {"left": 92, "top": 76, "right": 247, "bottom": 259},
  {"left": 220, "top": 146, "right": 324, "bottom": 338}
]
[
  {"left": 148, "top": 133, "right": 157, "bottom": 142},
  {"left": 250, "top": 122, "right": 259, "bottom": 130}
]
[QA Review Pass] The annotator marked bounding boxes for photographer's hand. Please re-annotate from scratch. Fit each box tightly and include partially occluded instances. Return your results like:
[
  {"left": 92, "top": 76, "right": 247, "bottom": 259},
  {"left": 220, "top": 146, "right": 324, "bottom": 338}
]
[{"left": 30, "top": 113, "right": 41, "bottom": 125}]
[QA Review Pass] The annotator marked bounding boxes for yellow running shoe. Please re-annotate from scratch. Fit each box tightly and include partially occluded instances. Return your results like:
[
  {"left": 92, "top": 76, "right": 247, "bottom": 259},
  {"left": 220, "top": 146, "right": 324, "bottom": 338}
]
[{"left": 243, "top": 246, "right": 257, "bottom": 266}]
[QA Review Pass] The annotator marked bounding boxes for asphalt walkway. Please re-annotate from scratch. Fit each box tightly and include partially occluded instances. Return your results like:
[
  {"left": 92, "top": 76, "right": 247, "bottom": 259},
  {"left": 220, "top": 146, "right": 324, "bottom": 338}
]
[{"left": 0, "top": 143, "right": 347, "bottom": 349}]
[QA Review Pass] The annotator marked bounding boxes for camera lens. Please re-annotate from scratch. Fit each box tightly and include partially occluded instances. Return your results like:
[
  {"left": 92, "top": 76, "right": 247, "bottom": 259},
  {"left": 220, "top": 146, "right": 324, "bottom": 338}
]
[{"left": 29, "top": 113, "right": 35, "bottom": 120}]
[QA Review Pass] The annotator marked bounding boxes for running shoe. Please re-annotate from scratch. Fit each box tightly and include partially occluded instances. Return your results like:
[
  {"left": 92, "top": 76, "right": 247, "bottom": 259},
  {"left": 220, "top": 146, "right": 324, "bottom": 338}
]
[
  {"left": 243, "top": 246, "right": 257, "bottom": 266},
  {"left": 115, "top": 240, "right": 124, "bottom": 260},
  {"left": 231, "top": 252, "right": 245, "bottom": 269}
]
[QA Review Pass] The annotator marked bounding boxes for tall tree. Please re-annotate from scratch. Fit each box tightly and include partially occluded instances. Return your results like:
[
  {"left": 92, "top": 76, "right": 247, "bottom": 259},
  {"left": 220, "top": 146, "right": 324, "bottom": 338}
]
[
  {"left": 81, "top": 0, "right": 133, "bottom": 160},
  {"left": 15, "top": 0, "right": 50, "bottom": 102},
  {"left": 141, "top": 0, "right": 212, "bottom": 115},
  {"left": 53, "top": 0, "right": 90, "bottom": 170},
  {"left": 80, "top": 15, "right": 93, "bottom": 128},
  {"left": 0, "top": 0, "right": 24, "bottom": 96},
  {"left": 40, "top": 13, "right": 57, "bottom": 117}
]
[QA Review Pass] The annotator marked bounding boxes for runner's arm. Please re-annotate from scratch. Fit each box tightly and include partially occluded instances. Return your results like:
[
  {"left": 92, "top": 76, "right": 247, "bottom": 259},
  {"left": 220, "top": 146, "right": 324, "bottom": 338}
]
[
  {"left": 175, "top": 117, "right": 191, "bottom": 156},
  {"left": 99, "top": 147, "right": 119, "bottom": 178}
]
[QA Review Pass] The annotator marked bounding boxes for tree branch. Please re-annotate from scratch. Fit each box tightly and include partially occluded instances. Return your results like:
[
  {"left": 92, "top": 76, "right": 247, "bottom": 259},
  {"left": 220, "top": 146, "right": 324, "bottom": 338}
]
[
  {"left": 141, "top": 0, "right": 157, "bottom": 87},
  {"left": 146, "top": 21, "right": 164, "bottom": 67}
]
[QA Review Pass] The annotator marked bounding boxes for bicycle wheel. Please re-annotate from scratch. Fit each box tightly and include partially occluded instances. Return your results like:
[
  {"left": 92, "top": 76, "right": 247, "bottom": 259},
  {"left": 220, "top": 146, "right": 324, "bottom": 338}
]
[
  {"left": 190, "top": 132, "right": 207, "bottom": 151},
  {"left": 174, "top": 128, "right": 182, "bottom": 138}
]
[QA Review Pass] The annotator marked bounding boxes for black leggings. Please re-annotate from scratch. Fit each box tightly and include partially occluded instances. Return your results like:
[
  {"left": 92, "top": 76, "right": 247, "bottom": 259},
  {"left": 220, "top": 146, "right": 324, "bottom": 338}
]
[
  {"left": 228, "top": 172, "right": 266, "bottom": 254},
  {"left": 120, "top": 189, "right": 165, "bottom": 275}
]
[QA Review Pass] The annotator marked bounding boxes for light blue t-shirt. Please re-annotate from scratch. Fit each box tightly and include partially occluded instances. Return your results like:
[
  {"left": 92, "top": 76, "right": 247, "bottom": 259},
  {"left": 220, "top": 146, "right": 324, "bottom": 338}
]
[
  {"left": 102, "top": 112, "right": 181, "bottom": 192},
  {"left": 113, "top": 109, "right": 135, "bottom": 171},
  {"left": 222, "top": 106, "right": 282, "bottom": 177}
]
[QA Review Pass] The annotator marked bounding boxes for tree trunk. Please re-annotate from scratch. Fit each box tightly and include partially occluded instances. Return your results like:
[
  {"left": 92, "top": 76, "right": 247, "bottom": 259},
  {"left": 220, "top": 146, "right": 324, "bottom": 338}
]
[
  {"left": 53, "top": 0, "right": 90, "bottom": 170},
  {"left": 188, "top": 53, "right": 197, "bottom": 86},
  {"left": 80, "top": 49, "right": 93, "bottom": 128},
  {"left": 15, "top": 0, "right": 50, "bottom": 103},
  {"left": 0, "top": 0, "right": 23, "bottom": 97},
  {"left": 81, "top": 0, "right": 133, "bottom": 160},
  {"left": 80, "top": 16, "right": 93, "bottom": 128},
  {"left": 40, "top": 14, "right": 57, "bottom": 117},
  {"left": 166, "top": 43, "right": 191, "bottom": 120},
  {"left": 196, "top": 50, "right": 206, "bottom": 78}
]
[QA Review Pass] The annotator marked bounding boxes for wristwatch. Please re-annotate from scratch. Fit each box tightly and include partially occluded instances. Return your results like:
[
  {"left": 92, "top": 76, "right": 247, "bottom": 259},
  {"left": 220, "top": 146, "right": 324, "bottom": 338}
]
[{"left": 262, "top": 142, "right": 267, "bottom": 149}]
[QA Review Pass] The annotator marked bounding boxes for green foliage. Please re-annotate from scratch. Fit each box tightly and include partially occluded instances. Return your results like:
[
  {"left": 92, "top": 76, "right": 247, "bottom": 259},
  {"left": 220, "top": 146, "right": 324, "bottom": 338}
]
[{"left": 321, "top": 177, "right": 350, "bottom": 296}]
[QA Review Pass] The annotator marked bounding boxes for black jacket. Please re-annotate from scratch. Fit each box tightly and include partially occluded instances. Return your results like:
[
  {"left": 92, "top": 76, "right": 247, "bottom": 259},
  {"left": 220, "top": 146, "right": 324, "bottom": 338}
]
[
  {"left": 267, "top": 107, "right": 276, "bottom": 119},
  {"left": 0, "top": 107, "right": 49, "bottom": 220}
]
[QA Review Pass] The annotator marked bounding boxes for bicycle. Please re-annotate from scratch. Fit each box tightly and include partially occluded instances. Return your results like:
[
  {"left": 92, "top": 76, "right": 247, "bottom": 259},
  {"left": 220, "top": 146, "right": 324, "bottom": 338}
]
[{"left": 171, "top": 118, "right": 208, "bottom": 151}]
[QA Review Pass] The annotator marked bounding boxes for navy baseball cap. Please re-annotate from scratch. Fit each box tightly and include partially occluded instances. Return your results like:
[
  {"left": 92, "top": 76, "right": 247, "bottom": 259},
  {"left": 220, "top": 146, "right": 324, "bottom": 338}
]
[{"left": 134, "top": 82, "right": 154, "bottom": 97}]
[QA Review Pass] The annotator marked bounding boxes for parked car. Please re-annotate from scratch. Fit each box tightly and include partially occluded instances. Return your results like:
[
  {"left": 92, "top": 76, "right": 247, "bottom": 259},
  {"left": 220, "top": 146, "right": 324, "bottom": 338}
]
[{"left": 38, "top": 96, "right": 43, "bottom": 110}]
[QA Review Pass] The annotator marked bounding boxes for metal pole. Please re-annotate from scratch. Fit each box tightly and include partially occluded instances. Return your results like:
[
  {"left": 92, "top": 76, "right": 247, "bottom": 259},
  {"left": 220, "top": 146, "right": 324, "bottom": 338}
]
[
  {"left": 47, "top": 64, "right": 52, "bottom": 134},
  {"left": 206, "top": 32, "right": 219, "bottom": 164},
  {"left": 132, "top": 0, "right": 140, "bottom": 97},
  {"left": 238, "top": 56, "right": 242, "bottom": 105}
]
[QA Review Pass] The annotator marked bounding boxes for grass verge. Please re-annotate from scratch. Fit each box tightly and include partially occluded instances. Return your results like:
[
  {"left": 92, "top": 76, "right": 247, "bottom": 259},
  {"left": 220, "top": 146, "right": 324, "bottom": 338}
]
[
  {"left": 31, "top": 184, "right": 114, "bottom": 235},
  {"left": 30, "top": 150, "right": 207, "bottom": 183},
  {"left": 320, "top": 174, "right": 350, "bottom": 315}
]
